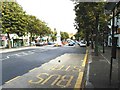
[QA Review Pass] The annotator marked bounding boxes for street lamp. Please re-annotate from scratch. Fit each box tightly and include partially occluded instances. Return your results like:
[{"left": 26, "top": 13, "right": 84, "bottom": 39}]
[{"left": 105, "top": 2, "right": 119, "bottom": 85}]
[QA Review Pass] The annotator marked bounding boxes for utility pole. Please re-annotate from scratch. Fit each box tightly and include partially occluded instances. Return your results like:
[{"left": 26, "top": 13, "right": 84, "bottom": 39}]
[{"left": 109, "top": 7, "right": 117, "bottom": 85}]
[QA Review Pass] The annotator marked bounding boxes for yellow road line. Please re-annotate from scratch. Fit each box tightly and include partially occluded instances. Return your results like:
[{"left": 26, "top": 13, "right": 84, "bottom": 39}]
[
  {"left": 29, "top": 68, "right": 38, "bottom": 72},
  {"left": 5, "top": 76, "right": 21, "bottom": 84},
  {"left": 82, "top": 50, "right": 88, "bottom": 67},
  {"left": 74, "top": 72, "right": 83, "bottom": 89},
  {"left": 74, "top": 48, "right": 88, "bottom": 89}
]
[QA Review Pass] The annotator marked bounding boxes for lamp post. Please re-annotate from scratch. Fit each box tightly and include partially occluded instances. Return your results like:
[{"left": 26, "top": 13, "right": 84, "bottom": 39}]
[{"left": 105, "top": 2, "right": 118, "bottom": 85}]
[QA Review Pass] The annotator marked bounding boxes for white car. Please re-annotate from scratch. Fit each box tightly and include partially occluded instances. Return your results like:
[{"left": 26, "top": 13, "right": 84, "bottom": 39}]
[{"left": 79, "top": 41, "right": 86, "bottom": 47}]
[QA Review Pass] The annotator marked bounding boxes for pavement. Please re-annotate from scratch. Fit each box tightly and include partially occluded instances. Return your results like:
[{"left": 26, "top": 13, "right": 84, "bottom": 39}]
[{"left": 83, "top": 46, "right": 119, "bottom": 90}]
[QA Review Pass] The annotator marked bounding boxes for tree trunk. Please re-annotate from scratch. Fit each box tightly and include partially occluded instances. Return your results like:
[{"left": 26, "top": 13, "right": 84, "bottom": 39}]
[
  {"left": 91, "top": 30, "right": 94, "bottom": 49},
  {"left": 30, "top": 33, "right": 32, "bottom": 46},
  {"left": 95, "top": 13, "right": 99, "bottom": 56},
  {"left": 40, "top": 35, "right": 42, "bottom": 42},
  {"left": 7, "top": 33, "right": 11, "bottom": 48}
]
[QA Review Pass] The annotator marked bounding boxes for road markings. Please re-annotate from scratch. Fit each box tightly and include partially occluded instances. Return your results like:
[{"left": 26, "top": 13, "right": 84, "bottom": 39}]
[
  {"left": 50, "top": 65, "right": 65, "bottom": 70},
  {"left": 0, "top": 56, "right": 9, "bottom": 60},
  {"left": 41, "top": 74, "right": 61, "bottom": 85},
  {"left": 74, "top": 49, "right": 88, "bottom": 89},
  {"left": 1, "top": 50, "right": 35, "bottom": 61},
  {"left": 43, "top": 65, "right": 81, "bottom": 72},
  {"left": 29, "top": 73, "right": 74, "bottom": 88},
  {"left": 56, "top": 75, "right": 74, "bottom": 88},
  {"left": 74, "top": 72, "right": 83, "bottom": 89},
  {"left": 5, "top": 76, "right": 21, "bottom": 84},
  {"left": 65, "top": 65, "right": 70, "bottom": 71},
  {"left": 29, "top": 68, "right": 39, "bottom": 72},
  {"left": 82, "top": 50, "right": 88, "bottom": 67},
  {"left": 29, "top": 73, "right": 48, "bottom": 84}
]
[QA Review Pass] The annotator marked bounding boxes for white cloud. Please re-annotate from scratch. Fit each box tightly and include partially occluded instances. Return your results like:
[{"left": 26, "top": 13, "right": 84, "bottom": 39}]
[{"left": 16, "top": 0, "right": 77, "bottom": 34}]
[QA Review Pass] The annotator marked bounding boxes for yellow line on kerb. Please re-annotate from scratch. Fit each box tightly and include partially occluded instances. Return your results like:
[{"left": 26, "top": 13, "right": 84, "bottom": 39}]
[
  {"left": 74, "top": 49, "right": 88, "bottom": 89},
  {"left": 5, "top": 76, "right": 20, "bottom": 84},
  {"left": 82, "top": 50, "right": 88, "bottom": 67},
  {"left": 74, "top": 72, "right": 83, "bottom": 89}
]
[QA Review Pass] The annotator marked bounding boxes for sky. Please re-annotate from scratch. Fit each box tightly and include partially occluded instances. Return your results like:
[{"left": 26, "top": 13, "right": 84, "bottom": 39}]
[{"left": 16, "top": 0, "right": 77, "bottom": 34}]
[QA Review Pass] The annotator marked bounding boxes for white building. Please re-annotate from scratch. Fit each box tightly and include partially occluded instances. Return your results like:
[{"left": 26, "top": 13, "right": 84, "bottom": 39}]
[
  {"left": 108, "top": 13, "right": 120, "bottom": 47},
  {"left": 0, "top": 33, "right": 30, "bottom": 48}
]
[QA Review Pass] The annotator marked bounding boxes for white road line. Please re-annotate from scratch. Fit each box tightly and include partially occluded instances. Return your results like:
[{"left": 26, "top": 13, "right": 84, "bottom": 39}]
[
  {"left": 1, "top": 48, "right": 53, "bottom": 61},
  {"left": 1, "top": 50, "right": 35, "bottom": 61},
  {"left": 0, "top": 56, "right": 10, "bottom": 61},
  {"left": 100, "top": 53, "right": 110, "bottom": 64}
]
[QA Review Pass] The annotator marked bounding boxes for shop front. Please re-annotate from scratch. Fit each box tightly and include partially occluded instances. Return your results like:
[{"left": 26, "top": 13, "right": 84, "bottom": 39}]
[
  {"left": 0, "top": 35, "right": 7, "bottom": 48},
  {"left": 13, "top": 39, "right": 23, "bottom": 48}
]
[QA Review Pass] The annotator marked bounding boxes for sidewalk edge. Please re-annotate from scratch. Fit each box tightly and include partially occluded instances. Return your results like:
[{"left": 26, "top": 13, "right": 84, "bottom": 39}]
[{"left": 79, "top": 47, "right": 89, "bottom": 90}]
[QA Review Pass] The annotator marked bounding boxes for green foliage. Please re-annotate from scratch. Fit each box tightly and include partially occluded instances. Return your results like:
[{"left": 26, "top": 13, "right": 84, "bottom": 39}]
[
  {"left": 73, "top": 2, "right": 109, "bottom": 39},
  {"left": 74, "top": 31, "right": 84, "bottom": 41},
  {"left": 1, "top": 2, "right": 27, "bottom": 36},
  {"left": 60, "top": 31, "right": 69, "bottom": 41},
  {"left": 51, "top": 31, "right": 57, "bottom": 42},
  {"left": 1, "top": 1, "right": 53, "bottom": 47}
]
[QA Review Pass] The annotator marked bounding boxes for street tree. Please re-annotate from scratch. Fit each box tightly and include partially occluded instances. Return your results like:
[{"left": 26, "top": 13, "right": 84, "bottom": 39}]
[
  {"left": 51, "top": 31, "right": 57, "bottom": 42},
  {"left": 26, "top": 15, "right": 41, "bottom": 45},
  {"left": 60, "top": 31, "right": 69, "bottom": 41},
  {"left": 73, "top": 1, "right": 109, "bottom": 55},
  {"left": 1, "top": 2, "right": 27, "bottom": 48}
]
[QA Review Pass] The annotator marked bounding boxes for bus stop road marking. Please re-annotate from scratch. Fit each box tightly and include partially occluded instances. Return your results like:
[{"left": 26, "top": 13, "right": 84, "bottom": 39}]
[
  {"left": 5, "top": 76, "right": 21, "bottom": 84},
  {"left": 74, "top": 72, "right": 83, "bottom": 89},
  {"left": 29, "top": 68, "right": 39, "bottom": 72}
]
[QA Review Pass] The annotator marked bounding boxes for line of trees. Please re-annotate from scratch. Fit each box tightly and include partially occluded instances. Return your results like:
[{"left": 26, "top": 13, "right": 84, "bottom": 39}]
[
  {"left": 72, "top": 1, "right": 110, "bottom": 55},
  {"left": 1, "top": 1, "right": 69, "bottom": 48}
]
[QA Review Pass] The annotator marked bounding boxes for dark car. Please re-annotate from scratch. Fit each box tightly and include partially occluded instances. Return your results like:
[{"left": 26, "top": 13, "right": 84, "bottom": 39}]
[
  {"left": 35, "top": 42, "right": 44, "bottom": 46},
  {"left": 48, "top": 42, "right": 54, "bottom": 45}
]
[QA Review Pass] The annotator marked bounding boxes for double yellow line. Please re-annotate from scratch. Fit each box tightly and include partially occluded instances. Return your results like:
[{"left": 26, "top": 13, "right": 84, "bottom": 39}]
[{"left": 74, "top": 48, "right": 88, "bottom": 90}]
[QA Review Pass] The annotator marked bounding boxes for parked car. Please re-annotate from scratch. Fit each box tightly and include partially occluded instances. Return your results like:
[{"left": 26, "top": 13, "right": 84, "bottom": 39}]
[
  {"left": 35, "top": 42, "right": 44, "bottom": 46},
  {"left": 31, "top": 41, "right": 35, "bottom": 46},
  {"left": 48, "top": 42, "right": 54, "bottom": 45},
  {"left": 79, "top": 41, "right": 86, "bottom": 47},
  {"left": 68, "top": 42, "right": 75, "bottom": 46}
]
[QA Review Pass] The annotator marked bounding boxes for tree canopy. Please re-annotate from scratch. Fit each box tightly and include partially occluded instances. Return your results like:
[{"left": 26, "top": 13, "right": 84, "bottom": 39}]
[
  {"left": 60, "top": 31, "right": 69, "bottom": 41},
  {"left": 1, "top": 1, "right": 53, "bottom": 48},
  {"left": 1, "top": 2, "right": 27, "bottom": 36},
  {"left": 73, "top": 2, "right": 109, "bottom": 40}
]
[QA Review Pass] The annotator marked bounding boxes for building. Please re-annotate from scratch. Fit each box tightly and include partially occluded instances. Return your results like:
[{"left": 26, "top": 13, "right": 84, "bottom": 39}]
[
  {"left": 106, "top": 2, "right": 120, "bottom": 47},
  {"left": 0, "top": 34, "right": 7, "bottom": 48},
  {"left": 0, "top": 33, "right": 30, "bottom": 48},
  {"left": 108, "top": 14, "right": 120, "bottom": 47}
]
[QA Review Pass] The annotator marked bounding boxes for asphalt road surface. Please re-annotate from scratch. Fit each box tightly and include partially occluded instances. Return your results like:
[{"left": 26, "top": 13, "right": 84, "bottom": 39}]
[{"left": 1, "top": 45, "right": 86, "bottom": 85}]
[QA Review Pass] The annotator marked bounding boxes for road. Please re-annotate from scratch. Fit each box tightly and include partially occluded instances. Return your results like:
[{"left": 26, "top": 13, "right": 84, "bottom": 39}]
[{"left": 1, "top": 45, "right": 86, "bottom": 86}]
